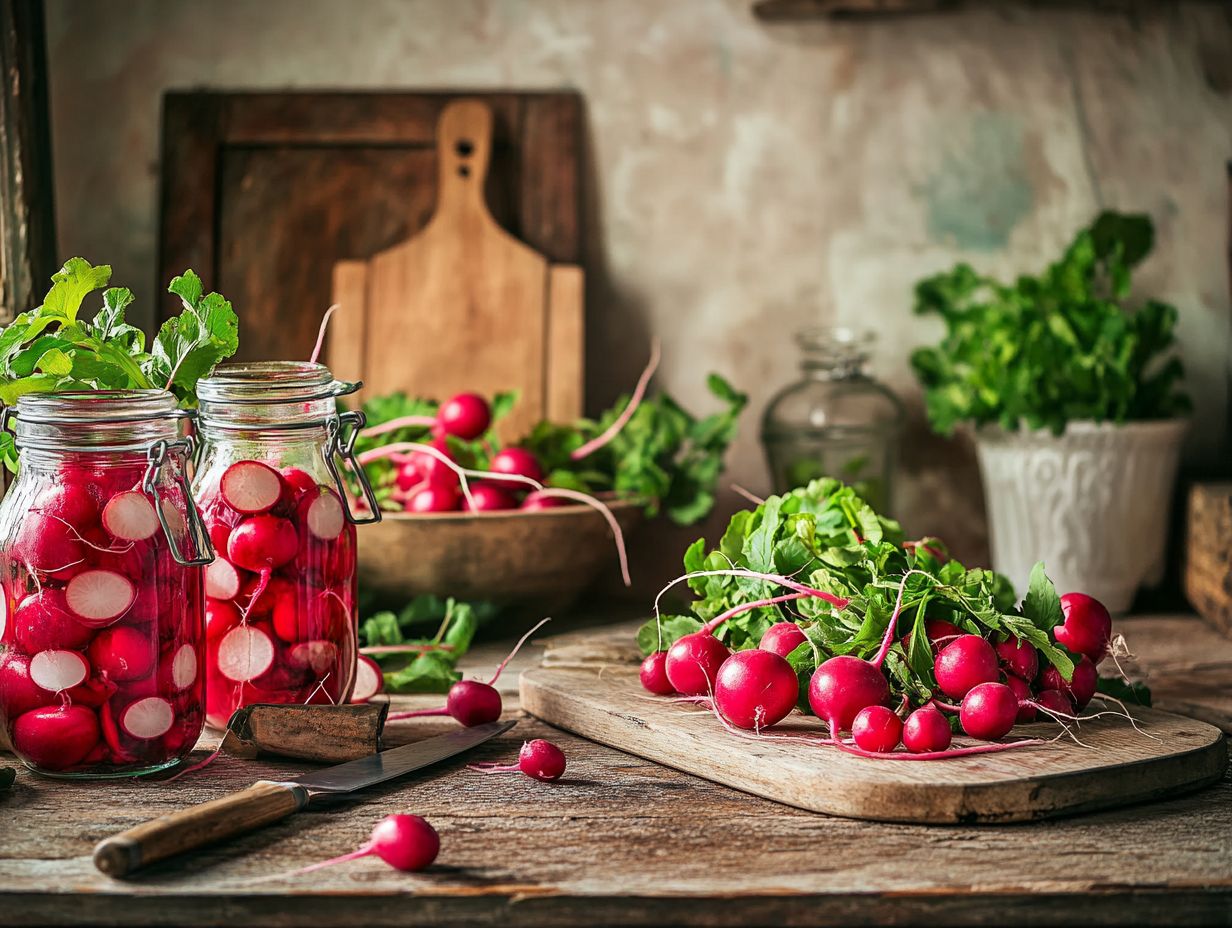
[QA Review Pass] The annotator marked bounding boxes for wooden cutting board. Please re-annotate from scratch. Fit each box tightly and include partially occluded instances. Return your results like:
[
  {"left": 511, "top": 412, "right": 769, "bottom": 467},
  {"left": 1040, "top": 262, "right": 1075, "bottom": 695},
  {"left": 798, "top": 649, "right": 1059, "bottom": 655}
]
[
  {"left": 519, "top": 628, "right": 1228, "bottom": 824},
  {"left": 329, "top": 99, "right": 583, "bottom": 436}
]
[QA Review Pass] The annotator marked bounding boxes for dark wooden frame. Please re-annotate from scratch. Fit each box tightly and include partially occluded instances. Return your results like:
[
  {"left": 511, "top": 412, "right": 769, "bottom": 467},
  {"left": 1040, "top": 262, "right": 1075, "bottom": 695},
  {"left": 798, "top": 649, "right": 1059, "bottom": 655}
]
[{"left": 157, "top": 91, "right": 582, "bottom": 357}]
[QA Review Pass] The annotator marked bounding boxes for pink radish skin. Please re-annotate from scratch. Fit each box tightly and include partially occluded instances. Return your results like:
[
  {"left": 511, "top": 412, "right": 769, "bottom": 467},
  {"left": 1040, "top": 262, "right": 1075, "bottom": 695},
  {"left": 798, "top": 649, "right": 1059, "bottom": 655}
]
[
  {"left": 12, "top": 704, "right": 100, "bottom": 771},
  {"left": 121, "top": 697, "right": 175, "bottom": 739},
  {"left": 851, "top": 705, "right": 903, "bottom": 753},
  {"left": 351, "top": 654, "right": 383, "bottom": 702},
  {"left": 808, "top": 655, "right": 890, "bottom": 733},
  {"left": 713, "top": 649, "right": 798, "bottom": 730},
  {"left": 463, "top": 484, "right": 517, "bottom": 513},
  {"left": 279, "top": 468, "right": 318, "bottom": 510},
  {"left": 101, "top": 491, "right": 160, "bottom": 541},
  {"left": 65, "top": 569, "right": 136, "bottom": 627},
  {"left": 520, "top": 492, "right": 569, "bottom": 512},
  {"left": 1055, "top": 592, "right": 1113, "bottom": 663},
  {"left": 469, "top": 739, "right": 567, "bottom": 782},
  {"left": 0, "top": 655, "right": 55, "bottom": 716},
  {"left": 294, "top": 814, "right": 440, "bottom": 875},
  {"left": 934, "top": 635, "right": 1000, "bottom": 699},
  {"left": 220, "top": 460, "right": 284, "bottom": 514},
  {"left": 759, "top": 621, "right": 807, "bottom": 658},
  {"left": 28, "top": 650, "right": 90, "bottom": 692},
  {"left": 1034, "top": 688, "right": 1075, "bottom": 716},
  {"left": 639, "top": 651, "right": 674, "bottom": 695},
  {"left": 1038, "top": 655, "right": 1098, "bottom": 710},
  {"left": 1003, "top": 673, "right": 1037, "bottom": 722},
  {"left": 35, "top": 483, "right": 99, "bottom": 529},
  {"left": 438, "top": 393, "right": 491, "bottom": 440},
  {"left": 959, "top": 682, "right": 1019, "bottom": 740},
  {"left": 205, "top": 599, "right": 241, "bottom": 640},
  {"left": 298, "top": 487, "right": 345, "bottom": 541},
  {"left": 925, "top": 620, "right": 964, "bottom": 648},
  {"left": 487, "top": 447, "right": 543, "bottom": 485},
  {"left": 995, "top": 637, "right": 1039, "bottom": 682},
  {"left": 227, "top": 516, "right": 298, "bottom": 572},
  {"left": 13, "top": 513, "right": 85, "bottom": 577},
  {"left": 408, "top": 439, "right": 460, "bottom": 490},
  {"left": 14, "top": 590, "right": 93, "bottom": 653},
  {"left": 903, "top": 706, "right": 952, "bottom": 753},
  {"left": 88, "top": 626, "right": 156, "bottom": 682},
  {"left": 216, "top": 625, "right": 276, "bottom": 682},
  {"left": 289, "top": 640, "right": 338, "bottom": 675},
  {"left": 406, "top": 485, "right": 460, "bottom": 513},
  {"left": 665, "top": 633, "right": 731, "bottom": 697}
]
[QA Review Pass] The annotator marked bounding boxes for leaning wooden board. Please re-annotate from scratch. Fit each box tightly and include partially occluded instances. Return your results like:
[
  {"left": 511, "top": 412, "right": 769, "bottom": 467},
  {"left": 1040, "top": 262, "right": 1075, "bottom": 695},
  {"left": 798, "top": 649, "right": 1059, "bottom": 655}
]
[{"left": 520, "top": 638, "right": 1228, "bottom": 824}]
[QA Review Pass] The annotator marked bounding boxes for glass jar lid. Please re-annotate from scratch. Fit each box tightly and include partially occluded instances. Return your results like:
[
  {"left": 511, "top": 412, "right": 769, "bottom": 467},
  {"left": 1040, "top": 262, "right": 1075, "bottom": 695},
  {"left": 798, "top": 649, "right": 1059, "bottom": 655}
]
[
  {"left": 9, "top": 390, "right": 188, "bottom": 453},
  {"left": 197, "top": 361, "right": 359, "bottom": 430}
]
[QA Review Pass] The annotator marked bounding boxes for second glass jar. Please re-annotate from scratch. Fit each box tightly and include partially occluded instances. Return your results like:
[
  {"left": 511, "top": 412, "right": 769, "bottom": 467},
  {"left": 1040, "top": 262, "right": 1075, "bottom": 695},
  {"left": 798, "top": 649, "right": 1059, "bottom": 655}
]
[{"left": 194, "top": 362, "right": 379, "bottom": 728}]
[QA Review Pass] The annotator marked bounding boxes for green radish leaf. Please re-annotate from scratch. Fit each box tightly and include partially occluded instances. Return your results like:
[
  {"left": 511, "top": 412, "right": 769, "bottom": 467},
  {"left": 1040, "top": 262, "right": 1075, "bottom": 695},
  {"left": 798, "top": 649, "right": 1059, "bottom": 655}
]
[
  {"left": 1023, "top": 562, "right": 1063, "bottom": 631},
  {"left": 382, "top": 652, "right": 461, "bottom": 694},
  {"left": 636, "top": 614, "right": 702, "bottom": 656}
]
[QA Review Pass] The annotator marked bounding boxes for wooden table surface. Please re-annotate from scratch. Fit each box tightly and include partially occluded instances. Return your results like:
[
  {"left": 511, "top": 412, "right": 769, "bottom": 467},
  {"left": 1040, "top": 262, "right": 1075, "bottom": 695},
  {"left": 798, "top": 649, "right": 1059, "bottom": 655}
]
[{"left": 2, "top": 612, "right": 1230, "bottom": 928}]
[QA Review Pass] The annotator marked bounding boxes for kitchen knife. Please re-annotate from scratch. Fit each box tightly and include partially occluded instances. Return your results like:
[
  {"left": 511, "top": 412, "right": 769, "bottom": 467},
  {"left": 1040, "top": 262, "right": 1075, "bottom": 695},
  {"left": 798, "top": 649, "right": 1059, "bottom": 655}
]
[{"left": 93, "top": 719, "right": 515, "bottom": 877}]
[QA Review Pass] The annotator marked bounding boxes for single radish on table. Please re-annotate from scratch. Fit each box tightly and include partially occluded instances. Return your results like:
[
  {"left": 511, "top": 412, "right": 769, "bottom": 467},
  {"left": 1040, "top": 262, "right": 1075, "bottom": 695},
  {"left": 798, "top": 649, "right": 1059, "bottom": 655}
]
[
  {"left": 220, "top": 460, "right": 284, "bottom": 514},
  {"left": 902, "top": 705, "right": 952, "bottom": 754},
  {"left": 468, "top": 739, "right": 567, "bottom": 782},
  {"left": 293, "top": 814, "right": 439, "bottom": 875},
  {"left": 713, "top": 649, "right": 798, "bottom": 730},
  {"left": 851, "top": 705, "right": 903, "bottom": 753}
]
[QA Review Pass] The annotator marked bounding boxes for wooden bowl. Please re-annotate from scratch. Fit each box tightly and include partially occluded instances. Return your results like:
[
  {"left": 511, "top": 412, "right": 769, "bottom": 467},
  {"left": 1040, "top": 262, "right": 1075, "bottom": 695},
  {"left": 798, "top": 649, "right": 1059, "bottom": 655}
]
[{"left": 357, "top": 501, "right": 644, "bottom": 612}]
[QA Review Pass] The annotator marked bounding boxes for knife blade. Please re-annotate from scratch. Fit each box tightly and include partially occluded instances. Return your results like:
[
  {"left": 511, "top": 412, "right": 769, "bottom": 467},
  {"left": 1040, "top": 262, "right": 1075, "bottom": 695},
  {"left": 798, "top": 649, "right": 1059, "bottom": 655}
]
[{"left": 93, "top": 719, "right": 515, "bottom": 878}]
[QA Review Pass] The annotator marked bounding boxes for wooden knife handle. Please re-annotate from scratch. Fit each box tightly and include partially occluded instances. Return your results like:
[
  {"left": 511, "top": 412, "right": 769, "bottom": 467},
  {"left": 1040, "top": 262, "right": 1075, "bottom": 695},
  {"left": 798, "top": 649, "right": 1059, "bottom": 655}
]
[{"left": 93, "top": 780, "right": 309, "bottom": 878}]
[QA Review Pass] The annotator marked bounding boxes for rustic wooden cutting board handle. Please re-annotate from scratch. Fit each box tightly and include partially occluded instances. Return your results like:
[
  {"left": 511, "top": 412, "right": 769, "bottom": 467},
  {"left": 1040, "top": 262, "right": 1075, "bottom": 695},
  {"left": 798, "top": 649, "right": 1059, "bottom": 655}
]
[
  {"left": 93, "top": 780, "right": 309, "bottom": 878},
  {"left": 435, "top": 99, "right": 493, "bottom": 218}
]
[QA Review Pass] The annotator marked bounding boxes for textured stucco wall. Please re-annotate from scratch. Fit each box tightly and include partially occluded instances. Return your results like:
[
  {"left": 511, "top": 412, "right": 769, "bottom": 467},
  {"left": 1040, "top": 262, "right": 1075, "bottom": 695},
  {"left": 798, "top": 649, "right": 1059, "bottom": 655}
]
[{"left": 43, "top": 0, "right": 1232, "bottom": 570}]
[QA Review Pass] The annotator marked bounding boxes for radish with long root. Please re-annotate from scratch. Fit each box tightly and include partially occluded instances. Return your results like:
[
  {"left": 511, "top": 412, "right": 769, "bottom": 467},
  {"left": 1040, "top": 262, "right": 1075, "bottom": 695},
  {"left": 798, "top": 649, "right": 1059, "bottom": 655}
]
[
  {"left": 293, "top": 814, "right": 439, "bottom": 875},
  {"left": 468, "top": 739, "right": 567, "bottom": 782}
]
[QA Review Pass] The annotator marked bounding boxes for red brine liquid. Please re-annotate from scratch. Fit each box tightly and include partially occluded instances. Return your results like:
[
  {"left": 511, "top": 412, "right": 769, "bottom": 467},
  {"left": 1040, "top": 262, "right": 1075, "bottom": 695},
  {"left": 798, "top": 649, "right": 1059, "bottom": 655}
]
[
  {"left": 0, "top": 462, "right": 205, "bottom": 775},
  {"left": 198, "top": 463, "right": 357, "bottom": 728}
]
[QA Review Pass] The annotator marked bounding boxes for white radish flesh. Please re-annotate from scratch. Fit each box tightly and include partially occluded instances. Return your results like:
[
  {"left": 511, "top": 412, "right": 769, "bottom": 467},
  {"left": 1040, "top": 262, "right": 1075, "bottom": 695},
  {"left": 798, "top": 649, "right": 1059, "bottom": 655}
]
[
  {"left": 220, "top": 460, "right": 284, "bottom": 514},
  {"left": 205, "top": 558, "right": 242, "bottom": 601},
  {"left": 352, "top": 654, "right": 383, "bottom": 702},
  {"left": 289, "top": 640, "right": 338, "bottom": 675},
  {"left": 121, "top": 697, "right": 174, "bottom": 739},
  {"left": 172, "top": 644, "right": 197, "bottom": 690},
  {"left": 303, "top": 489, "right": 344, "bottom": 540},
  {"left": 217, "top": 625, "right": 275, "bottom": 682},
  {"left": 29, "top": 650, "right": 89, "bottom": 692},
  {"left": 64, "top": 569, "right": 136, "bottom": 626},
  {"left": 101, "top": 491, "right": 160, "bottom": 541}
]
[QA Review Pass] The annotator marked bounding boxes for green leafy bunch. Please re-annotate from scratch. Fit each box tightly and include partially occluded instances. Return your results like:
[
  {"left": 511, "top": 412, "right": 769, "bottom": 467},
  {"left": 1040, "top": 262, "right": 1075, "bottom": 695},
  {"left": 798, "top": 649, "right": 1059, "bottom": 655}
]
[
  {"left": 359, "top": 595, "right": 494, "bottom": 693},
  {"left": 911, "top": 211, "right": 1190, "bottom": 435},
  {"left": 638, "top": 478, "right": 1088, "bottom": 712}
]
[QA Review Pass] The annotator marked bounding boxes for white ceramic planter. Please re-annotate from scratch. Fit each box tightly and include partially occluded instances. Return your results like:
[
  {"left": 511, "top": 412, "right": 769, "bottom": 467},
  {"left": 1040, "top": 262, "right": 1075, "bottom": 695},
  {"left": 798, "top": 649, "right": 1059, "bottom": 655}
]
[{"left": 975, "top": 420, "right": 1187, "bottom": 614}]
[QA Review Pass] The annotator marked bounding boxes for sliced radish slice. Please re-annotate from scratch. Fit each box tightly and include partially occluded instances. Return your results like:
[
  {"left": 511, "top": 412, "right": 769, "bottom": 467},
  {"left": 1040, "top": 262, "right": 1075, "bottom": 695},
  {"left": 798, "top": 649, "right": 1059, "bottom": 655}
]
[
  {"left": 64, "top": 569, "right": 136, "bottom": 627},
  {"left": 121, "top": 696, "right": 174, "bottom": 739},
  {"left": 289, "top": 640, "right": 338, "bottom": 675},
  {"left": 299, "top": 488, "right": 344, "bottom": 541},
  {"left": 220, "top": 460, "right": 284, "bottom": 514},
  {"left": 216, "top": 625, "right": 275, "bottom": 682},
  {"left": 101, "top": 491, "right": 160, "bottom": 541},
  {"left": 29, "top": 649, "right": 89, "bottom": 692},
  {"left": 205, "top": 558, "right": 242, "bottom": 601},
  {"left": 171, "top": 643, "right": 197, "bottom": 690},
  {"left": 352, "top": 654, "right": 383, "bottom": 703}
]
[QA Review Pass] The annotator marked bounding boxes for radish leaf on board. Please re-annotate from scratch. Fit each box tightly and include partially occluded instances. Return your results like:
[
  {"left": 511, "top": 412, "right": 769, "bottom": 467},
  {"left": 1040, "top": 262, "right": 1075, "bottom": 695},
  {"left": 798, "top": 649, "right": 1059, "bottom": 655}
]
[{"left": 358, "top": 595, "right": 491, "bottom": 694}]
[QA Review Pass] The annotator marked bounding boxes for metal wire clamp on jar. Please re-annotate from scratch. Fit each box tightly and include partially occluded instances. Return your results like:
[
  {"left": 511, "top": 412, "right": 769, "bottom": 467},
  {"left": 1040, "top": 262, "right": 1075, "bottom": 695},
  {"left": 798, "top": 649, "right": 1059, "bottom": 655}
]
[{"left": 193, "top": 361, "right": 380, "bottom": 727}]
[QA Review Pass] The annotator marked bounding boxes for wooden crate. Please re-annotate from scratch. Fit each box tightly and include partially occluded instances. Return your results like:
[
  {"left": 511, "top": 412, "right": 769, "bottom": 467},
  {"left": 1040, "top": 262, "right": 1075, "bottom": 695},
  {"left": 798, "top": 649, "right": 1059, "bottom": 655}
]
[{"left": 1184, "top": 482, "right": 1232, "bottom": 638}]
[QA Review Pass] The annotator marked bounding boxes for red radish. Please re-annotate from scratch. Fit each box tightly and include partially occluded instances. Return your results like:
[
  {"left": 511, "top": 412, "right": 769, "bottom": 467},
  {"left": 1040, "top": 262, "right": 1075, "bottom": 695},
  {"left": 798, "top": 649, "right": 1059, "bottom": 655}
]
[
  {"left": 294, "top": 814, "right": 439, "bottom": 875},
  {"left": 88, "top": 626, "right": 155, "bottom": 682},
  {"left": 171, "top": 644, "right": 198, "bottom": 690},
  {"left": 220, "top": 460, "right": 284, "bottom": 514},
  {"left": 713, "top": 649, "right": 798, "bottom": 730},
  {"left": 351, "top": 654, "right": 384, "bottom": 702},
  {"left": 14, "top": 589, "right": 93, "bottom": 653},
  {"left": 120, "top": 696, "right": 175, "bottom": 739},
  {"left": 808, "top": 655, "right": 890, "bottom": 733},
  {"left": 1003, "top": 673, "right": 1036, "bottom": 722},
  {"left": 0, "top": 655, "right": 54, "bottom": 717},
  {"left": 463, "top": 484, "right": 517, "bottom": 512},
  {"left": 13, "top": 513, "right": 85, "bottom": 577},
  {"left": 35, "top": 482, "right": 99, "bottom": 529},
  {"left": 239, "top": 574, "right": 290, "bottom": 618},
  {"left": 1034, "top": 688, "right": 1075, "bottom": 716},
  {"left": 925, "top": 619, "right": 964, "bottom": 647},
  {"left": 408, "top": 439, "right": 460, "bottom": 489},
  {"left": 1055, "top": 592, "right": 1113, "bottom": 662},
  {"left": 216, "top": 625, "right": 276, "bottom": 682},
  {"left": 394, "top": 462, "right": 422, "bottom": 493},
  {"left": 406, "top": 485, "right": 459, "bottom": 513},
  {"left": 279, "top": 468, "right": 318, "bottom": 508},
  {"left": 995, "top": 637, "right": 1039, "bottom": 682},
  {"left": 65, "top": 569, "right": 136, "bottom": 627},
  {"left": 273, "top": 589, "right": 344, "bottom": 643},
  {"left": 933, "top": 635, "right": 1000, "bottom": 699},
  {"left": 851, "top": 705, "right": 903, "bottom": 753},
  {"left": 665, "top": 632, "right": 731, "bottom": 697},
  {"left": 28, "top": 649, "right": 90, "bottom": 692},
  {"left": 959, "top": 682, "right": 1019, "bottom": 741},
  {"left": 903, "top": 705, "right": 952, "bottom": 753},
  {"left": 12, "top": 704, "right": 100, "bottom": 770},
  {"left": 1038, "top": 655, "right": 1098, "bottom": 710},
  {"left": 101, "top": 491, "right": 159, "bottom": 541},
  {"left": 520, "top": 491, "right": 569, "bottom": 511},
  {"left": 469, "top": 739, "right": 567, "bottom": 782},
  {"left": 205, "top": 599, "right": 241, "bottom": 640},
  {"left": 438, "top": 393, "right": 491, "bottom": 440},
  {"left": 289, "top": 640, "right": 338, "bottom": 675},
  {"left": 297, "top": 487, "right": 345, "bottom": 541},
  {"left": 759, "top": 621, "right": 807, "bottom": 658},
  {"left": 639, "top": 651, "right": 674, "bottom": 695},
  {"left": 487, "top": 447, "right": 543, "bottom": 484},
  {"left": 228, "top": 515, "right": 298, "bottom": 571}
]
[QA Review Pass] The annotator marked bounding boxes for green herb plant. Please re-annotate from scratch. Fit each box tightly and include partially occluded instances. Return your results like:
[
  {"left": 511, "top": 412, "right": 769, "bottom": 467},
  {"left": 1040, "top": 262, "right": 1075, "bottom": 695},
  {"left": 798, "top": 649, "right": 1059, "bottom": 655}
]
[
  {"left": 911, "top": 211, "right": 1190, "bottom": 436},
  {"left": 359, "top": 595, "right": 494, "bottom": 693}
]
